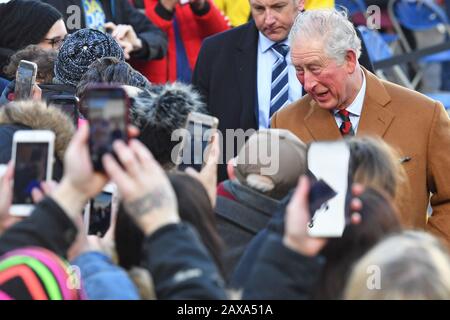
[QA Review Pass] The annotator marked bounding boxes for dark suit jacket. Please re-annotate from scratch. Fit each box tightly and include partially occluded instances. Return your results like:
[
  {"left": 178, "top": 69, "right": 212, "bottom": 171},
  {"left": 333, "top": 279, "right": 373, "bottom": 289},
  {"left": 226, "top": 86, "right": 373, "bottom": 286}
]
[
  {"left": 192, "top": 21, "right": 374, "bottom": 180},
  {"left": 272, "top": 68, "right": 450, "bottom": 246}
]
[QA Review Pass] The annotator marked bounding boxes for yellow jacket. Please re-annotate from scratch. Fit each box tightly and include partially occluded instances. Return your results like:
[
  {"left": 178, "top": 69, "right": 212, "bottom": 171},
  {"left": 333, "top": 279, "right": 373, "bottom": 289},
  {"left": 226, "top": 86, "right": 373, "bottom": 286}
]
[
  {"left": 213, "top": 0, "right": 250, "bottom": 27},
  {"left": 305, "top": 0, "right": 334, "bottom": 9}
]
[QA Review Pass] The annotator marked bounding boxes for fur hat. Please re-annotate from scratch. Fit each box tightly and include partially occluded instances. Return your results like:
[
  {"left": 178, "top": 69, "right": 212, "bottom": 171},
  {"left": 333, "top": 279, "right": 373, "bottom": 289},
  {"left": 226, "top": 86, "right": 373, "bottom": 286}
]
[{"left": 130, "top": 83, "right": 207, "bottom": 168}]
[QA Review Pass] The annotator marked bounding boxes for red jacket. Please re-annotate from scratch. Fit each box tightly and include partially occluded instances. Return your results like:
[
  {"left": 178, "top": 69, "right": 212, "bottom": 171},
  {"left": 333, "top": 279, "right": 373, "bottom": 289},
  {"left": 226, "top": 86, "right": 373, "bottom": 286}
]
[{"left": 132, "top": 0, "right": 230, "bottom": 84}]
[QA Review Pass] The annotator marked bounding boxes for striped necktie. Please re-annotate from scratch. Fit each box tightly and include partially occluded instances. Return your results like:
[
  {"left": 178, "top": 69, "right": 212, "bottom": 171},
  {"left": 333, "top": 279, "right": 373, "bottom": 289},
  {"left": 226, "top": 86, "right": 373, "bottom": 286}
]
[
  {"left": 337, "top": 109, "right": 355, "bottom": 136},
  {"left": 270, "top": 43, "right": 289, "bottom": 117}
]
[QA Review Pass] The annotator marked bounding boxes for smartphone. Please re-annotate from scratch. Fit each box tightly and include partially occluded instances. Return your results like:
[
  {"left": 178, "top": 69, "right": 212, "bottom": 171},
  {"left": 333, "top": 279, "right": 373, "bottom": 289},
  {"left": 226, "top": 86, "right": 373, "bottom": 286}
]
[
  {"left": 14, "top": 60, "right": 37, "bottom": 101},
  {"left": 306, "top": 141, "right": 350, "bottom": 238},
  {"left": 48, "top": 95, "right": 80, "bottom": 127},
  {"left": 10, "top": 130, "right": 55, "bottom": 217},
  {"left": 177, "top": 112, "right": 218, "bottom": 172},
  {"left": 82, "top": 85, "right": 129, "bottom": 172},
  {"left": 84, "top": 184, "right": 115, "bottom": 237}
]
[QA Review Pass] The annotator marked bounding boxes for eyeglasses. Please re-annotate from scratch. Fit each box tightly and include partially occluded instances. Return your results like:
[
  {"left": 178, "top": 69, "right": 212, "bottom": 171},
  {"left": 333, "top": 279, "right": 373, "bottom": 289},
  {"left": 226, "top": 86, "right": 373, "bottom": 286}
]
[{"left": 43, "top": 35, "right": 67, "bottom": 49}]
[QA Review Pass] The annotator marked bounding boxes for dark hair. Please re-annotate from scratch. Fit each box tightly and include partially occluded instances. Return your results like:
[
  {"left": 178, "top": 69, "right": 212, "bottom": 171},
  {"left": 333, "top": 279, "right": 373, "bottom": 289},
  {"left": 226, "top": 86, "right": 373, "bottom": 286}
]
[
  {"left": 313, "top": 187, "right": 402, "bottom": 299},
  {"left": 115, "top": 172, "right": 225, "bottom": 276},
  {"left": 76, "top": 57, "right": 151, "bottom": 99},
  {"left": 129, "top": 83, "right": 207, "bottom": 169},
  {"left": 4, "top": 45, "right": 57, "bottom": 83}
]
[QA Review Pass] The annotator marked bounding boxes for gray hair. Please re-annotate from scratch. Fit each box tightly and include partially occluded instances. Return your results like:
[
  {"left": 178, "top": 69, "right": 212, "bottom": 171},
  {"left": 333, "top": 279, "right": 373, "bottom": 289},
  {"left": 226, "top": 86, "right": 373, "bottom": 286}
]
[{"left": 289, "top": 8, "right": 361, "bottom": 64}]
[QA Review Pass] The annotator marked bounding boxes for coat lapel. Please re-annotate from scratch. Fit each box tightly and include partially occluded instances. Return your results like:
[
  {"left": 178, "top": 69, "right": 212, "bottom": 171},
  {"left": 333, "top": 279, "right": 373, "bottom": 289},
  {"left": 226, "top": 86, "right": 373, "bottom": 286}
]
[
  {"left": 234, "top": 22, "right": 259, "bottom": 130},
  {"left": 357, "top": 69, "right": 395, "bottom": 138},
  {"left": 304, "top": 99, "right": 342, "bottom": 141}
]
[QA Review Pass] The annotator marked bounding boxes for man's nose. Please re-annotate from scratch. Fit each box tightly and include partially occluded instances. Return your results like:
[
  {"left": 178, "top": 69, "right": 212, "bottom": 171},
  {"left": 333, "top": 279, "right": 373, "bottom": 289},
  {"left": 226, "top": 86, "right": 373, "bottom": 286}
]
[
  {"left": 264, "top": 10, "right": 276, "bottom": 25},
  {"left": 303, "top": 71, "right": 317, "bottom": 92}
]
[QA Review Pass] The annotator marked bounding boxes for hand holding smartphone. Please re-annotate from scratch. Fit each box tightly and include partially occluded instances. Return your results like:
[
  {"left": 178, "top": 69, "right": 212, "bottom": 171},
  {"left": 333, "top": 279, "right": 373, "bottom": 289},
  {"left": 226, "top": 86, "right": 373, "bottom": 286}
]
[
  {"left": 81, "top": 85, "right": 129, "bottom": 172},
  {"left": 176, "top": 112, "right": 219, "bottom": 172},
  {"left": 10, "top": 130, "right": 55, "bottom": 217},
  {"left": 14, "top": 60, "right": 37, "bottom": 101}
]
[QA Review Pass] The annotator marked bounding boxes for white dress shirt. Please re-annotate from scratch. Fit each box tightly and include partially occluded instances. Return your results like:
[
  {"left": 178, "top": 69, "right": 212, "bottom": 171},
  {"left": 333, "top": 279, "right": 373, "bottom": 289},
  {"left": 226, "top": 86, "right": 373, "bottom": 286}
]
[
  {"left": 333, "top": 70, "right": 366, "bottom": 134},
  {"left": 257, "top": 32, "right": 303, "bottom": 129}
]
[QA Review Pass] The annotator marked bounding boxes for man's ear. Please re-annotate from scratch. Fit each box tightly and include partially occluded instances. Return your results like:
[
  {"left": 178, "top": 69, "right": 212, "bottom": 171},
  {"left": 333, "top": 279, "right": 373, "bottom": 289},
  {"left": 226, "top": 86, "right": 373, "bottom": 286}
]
[
  {"left": 345, "top": 50, "right": 358, "bottom": 74},
  {"left": 298, "top": 0, "right": 305, "bottom": 11}
]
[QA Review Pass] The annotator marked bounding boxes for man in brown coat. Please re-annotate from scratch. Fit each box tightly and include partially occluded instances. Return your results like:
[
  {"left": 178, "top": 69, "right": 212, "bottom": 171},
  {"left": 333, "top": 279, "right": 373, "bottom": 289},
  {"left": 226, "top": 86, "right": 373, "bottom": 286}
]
[{"left": 272, "top": 9, "right": 450, "bottom": 245}]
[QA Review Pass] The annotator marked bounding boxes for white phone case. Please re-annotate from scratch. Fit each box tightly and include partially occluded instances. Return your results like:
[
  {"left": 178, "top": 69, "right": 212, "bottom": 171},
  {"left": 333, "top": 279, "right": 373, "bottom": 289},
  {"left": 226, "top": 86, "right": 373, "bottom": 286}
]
[
  {"left": 10, "top": 130, "right": 55, "bottom": 217},
  {"left": 307, "top": 141, "right": 350, "bottom": 238}
]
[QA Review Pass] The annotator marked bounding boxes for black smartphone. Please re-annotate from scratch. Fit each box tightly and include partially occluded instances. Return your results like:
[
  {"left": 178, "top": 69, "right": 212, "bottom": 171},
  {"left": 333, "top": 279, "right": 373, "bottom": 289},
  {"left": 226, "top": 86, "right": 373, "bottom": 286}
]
[
  {"left": 15, "top": 60, "right": 37, "bottom": 101},
  {"left": 85, "top": 190, "right": 113, "bottom": 238},
  {"left": 177, "top": 112, "right": 219, "bottom": 172},
  {"left": 82, "top": 85, "right": 129, "bottom": 172},
  {"left": 308, "top": 179, "right": 337, "bottom": 218},
  {"left": 47, "top": 95, "right": 79, "bottom": 127}
]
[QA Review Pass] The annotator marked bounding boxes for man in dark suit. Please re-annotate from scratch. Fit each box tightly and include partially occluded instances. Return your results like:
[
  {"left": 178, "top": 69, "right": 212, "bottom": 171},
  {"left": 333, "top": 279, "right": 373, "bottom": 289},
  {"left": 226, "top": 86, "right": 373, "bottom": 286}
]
[
  {"left": 271, "top": 9, "right": 450, "bottom": 246},
  {"left": 192, "top": 0, "right": 373, "bottom": 181}
]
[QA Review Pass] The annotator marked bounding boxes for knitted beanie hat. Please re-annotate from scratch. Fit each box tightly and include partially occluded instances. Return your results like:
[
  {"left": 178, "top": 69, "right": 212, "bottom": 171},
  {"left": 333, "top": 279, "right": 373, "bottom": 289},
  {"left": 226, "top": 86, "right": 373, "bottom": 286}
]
[
  {"left": 54, "top": 29, "right": 125, "bottom": 86},
  {"left": 0, "top": 247, "right": 84, "bottom": 300},
  {"left": 0, "top": 0, "right": 62, "bottom": 51}
]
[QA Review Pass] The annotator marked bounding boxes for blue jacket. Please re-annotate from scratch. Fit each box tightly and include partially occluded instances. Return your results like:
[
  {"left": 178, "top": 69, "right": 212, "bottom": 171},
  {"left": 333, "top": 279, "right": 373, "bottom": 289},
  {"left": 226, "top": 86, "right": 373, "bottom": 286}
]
[{"left": 72, "top": 252, "right": 140, "bottom": 300}]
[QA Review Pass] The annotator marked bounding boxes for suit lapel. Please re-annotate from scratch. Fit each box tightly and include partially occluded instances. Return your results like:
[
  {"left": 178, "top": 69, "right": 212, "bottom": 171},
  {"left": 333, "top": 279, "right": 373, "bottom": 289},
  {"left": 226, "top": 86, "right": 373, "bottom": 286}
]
[
  {"left": 357, "top": 69, "right": 395, "bottom": 138},
  {"left": 234, "top": 22, "right": 259, "bottom": 130},
  {"left": 304, "top": 100, "right": 342, "bottom": 141}
]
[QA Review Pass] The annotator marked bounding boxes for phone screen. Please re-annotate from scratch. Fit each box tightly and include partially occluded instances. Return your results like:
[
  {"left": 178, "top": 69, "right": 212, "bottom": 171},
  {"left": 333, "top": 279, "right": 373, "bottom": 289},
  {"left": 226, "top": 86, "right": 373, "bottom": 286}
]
[
  {"left": 87, "top": 90, "right": 127, "bottom": 171},
  {"left": 87, "top": 191, "right": 112, "bottom": 237},
  {"left": 13, "top": 142, "right": 49, "bottom": 205},
  {"left": 15, "top": 66, "right": 34, "bottom": 100},
  {"left": 49, "top": 100, "right": 78, "bottom": 127},
  {"left": 178, "top": 121, "right": 213, "bottom": 172}
]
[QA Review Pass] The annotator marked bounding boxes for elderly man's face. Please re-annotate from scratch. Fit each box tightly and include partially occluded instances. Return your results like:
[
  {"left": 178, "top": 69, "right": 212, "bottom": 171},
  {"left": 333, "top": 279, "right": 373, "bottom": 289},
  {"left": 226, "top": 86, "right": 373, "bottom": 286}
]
[
  {"left": 250, "top": 0, "right": 304, "bottom": 42},
  {"left": 291, "top": 40, "right": 358, "bottom": 110}
]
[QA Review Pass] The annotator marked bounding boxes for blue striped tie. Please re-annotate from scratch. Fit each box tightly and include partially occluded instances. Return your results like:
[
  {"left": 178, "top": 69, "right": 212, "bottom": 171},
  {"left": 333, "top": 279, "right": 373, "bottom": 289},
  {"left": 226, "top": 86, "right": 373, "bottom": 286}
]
[{"left": 270, "top": 43, "right": 289, "bottom": 117}]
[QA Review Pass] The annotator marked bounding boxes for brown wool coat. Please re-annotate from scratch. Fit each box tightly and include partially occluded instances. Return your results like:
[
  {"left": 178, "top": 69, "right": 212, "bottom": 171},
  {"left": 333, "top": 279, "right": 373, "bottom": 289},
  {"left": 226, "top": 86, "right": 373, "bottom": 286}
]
[{"left": 272, "top": 68, "right": 450, "bottom": 245}]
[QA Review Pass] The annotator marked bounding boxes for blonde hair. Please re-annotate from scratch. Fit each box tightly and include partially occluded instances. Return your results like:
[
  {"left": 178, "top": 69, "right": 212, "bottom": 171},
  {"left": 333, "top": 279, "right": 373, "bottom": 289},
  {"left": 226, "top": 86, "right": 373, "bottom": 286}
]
[{"left": 344, "top": 231, "right": 450, "bottom": 300}]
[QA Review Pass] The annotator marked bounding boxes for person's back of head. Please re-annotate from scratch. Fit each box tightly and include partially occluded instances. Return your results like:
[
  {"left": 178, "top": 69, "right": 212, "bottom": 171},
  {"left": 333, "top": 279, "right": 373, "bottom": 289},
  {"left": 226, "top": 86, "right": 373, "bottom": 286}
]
[
  {"left": 54, "top": 29, "right": 124, "bottom": 87},
  {"left": 0, "top": 247, "right": 83, "bottom": 300},
  {"left": 4, "top": 45, "right": 58, "bottom": 84},
  {"left": 346, "top": 136, "right": 412, "bottom": 224},
  {"left": 115, "top": 172, "right": 224, "bottom": 275},
  {"left": 129, "top": 82, "right": 207, "bottom": 169},
  {"left": 345, "top": 231, "right": 450, "bottom": 300},
  {"left": 233, "top": 129, "right": 307, "bottom": 200},
  {"left": 347, "top": 136, "right": 406, "bottom": 200},
  {"left": 76, "top": 57, "right": 151, "bottom": 99},
  {"left": 314, "top": 187, "right": 402, "bottom": 299}
]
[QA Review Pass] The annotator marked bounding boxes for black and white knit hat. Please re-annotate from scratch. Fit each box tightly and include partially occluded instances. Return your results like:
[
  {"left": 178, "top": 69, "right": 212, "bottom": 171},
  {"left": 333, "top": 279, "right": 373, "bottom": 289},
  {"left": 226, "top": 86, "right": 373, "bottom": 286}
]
[{"left": 54, "top": 29, "right": 125, "bottom": 86}]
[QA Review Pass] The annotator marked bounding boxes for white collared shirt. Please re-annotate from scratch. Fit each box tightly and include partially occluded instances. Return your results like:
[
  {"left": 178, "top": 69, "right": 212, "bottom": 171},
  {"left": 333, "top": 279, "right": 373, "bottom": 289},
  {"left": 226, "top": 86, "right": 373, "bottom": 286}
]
[
  {"left": 257, "top": 32, "right": 303, "bottom": 128},
  {"left": 333, "top": 70, "right": 366, "bottom": 134}
]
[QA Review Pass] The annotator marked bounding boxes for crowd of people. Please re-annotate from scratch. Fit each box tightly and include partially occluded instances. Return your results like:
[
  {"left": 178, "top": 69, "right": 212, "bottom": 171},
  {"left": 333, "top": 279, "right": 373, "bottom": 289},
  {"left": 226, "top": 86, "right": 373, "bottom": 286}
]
[{"left": 0, "top": 0, "right": 450, "bottom": 300}]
